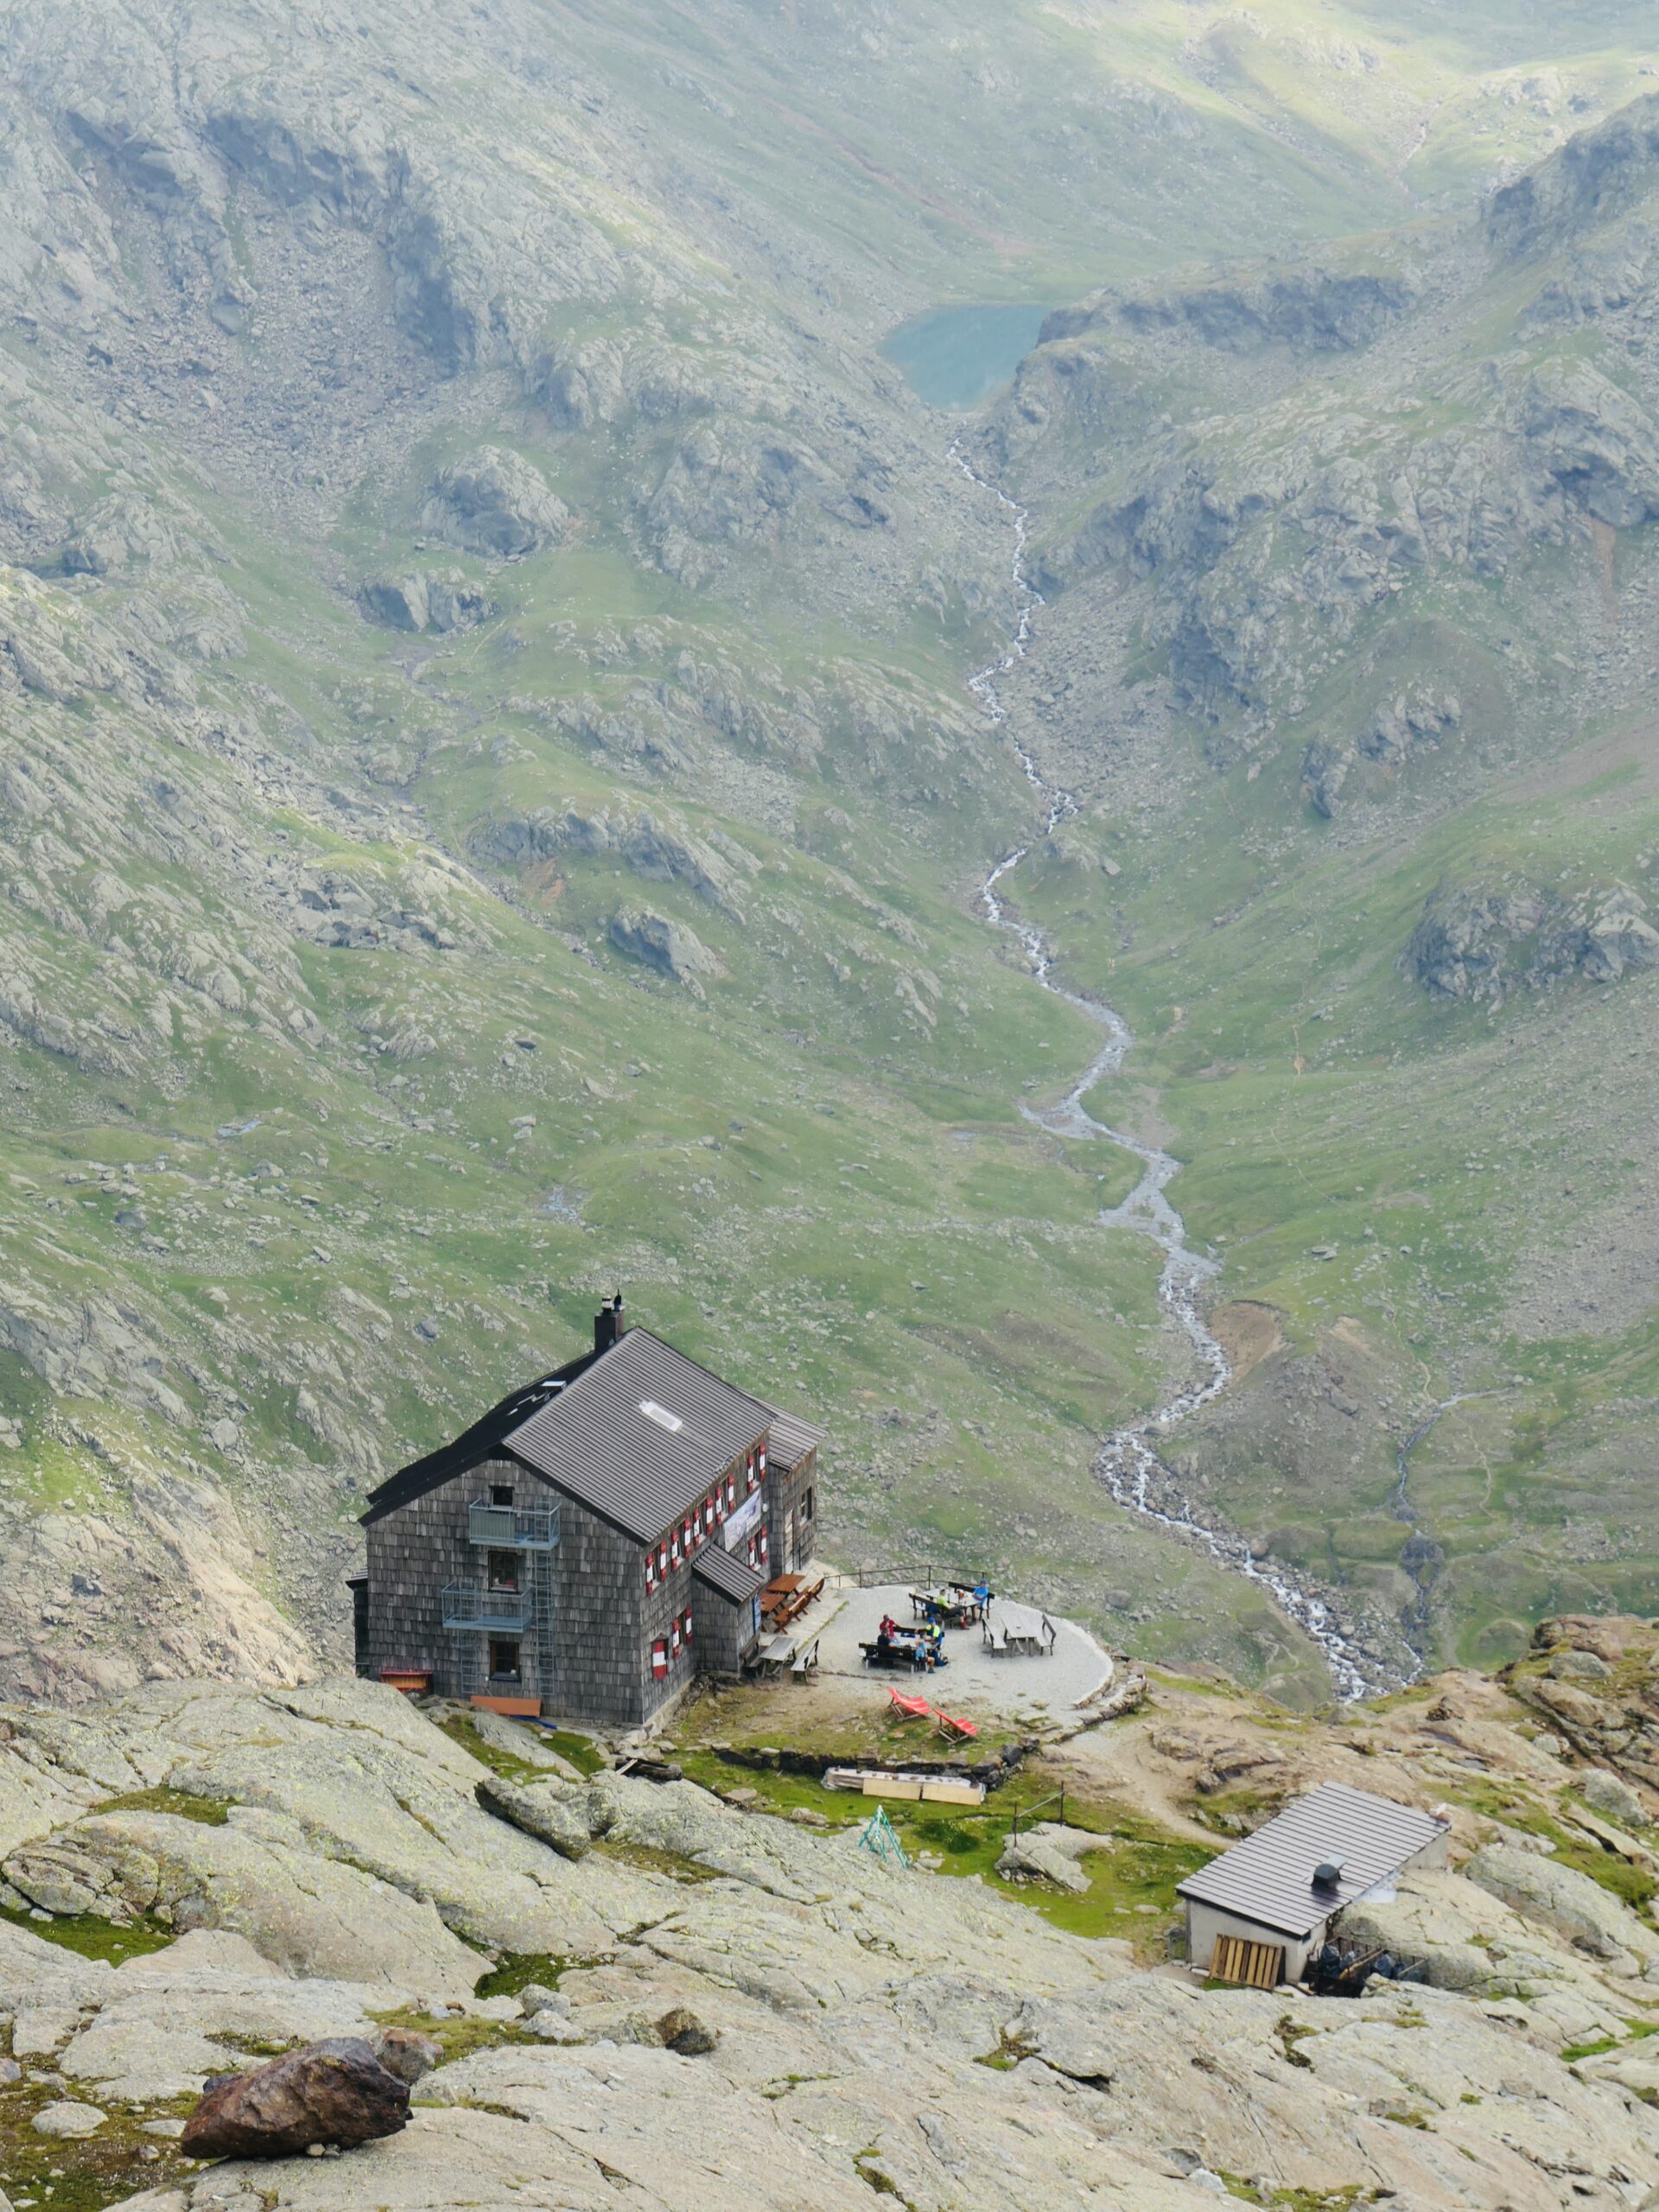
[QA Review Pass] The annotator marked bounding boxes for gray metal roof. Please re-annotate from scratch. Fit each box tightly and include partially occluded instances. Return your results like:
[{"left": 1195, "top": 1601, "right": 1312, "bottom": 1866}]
[
  {"left": 764, "top": 1406, "right": 823, "bottom": 1471},
  {"left": 693, "top": 1547, "right": 765, "bottom": 1604},
  {"left": 1176, "top": 1782, "right": 1447, "bottom": 1940},
  {"left": 506, "top": 1329, "right": 771, "bottom": 1545}
]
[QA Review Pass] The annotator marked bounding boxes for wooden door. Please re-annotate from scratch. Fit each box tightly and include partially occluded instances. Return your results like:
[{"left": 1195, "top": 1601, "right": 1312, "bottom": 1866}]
[{"left": 1211, "top": 1933, "right": 1285, "bottom": 1988}]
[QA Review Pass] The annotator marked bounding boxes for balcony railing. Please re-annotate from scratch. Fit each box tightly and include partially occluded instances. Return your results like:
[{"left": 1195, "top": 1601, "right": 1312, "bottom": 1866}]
[
  {"left": 442, "top": 1582, "right": 533, "bottom": 1631},
  {"left": 467, "top": 1499, "right": 560, "bottom": 1551}
]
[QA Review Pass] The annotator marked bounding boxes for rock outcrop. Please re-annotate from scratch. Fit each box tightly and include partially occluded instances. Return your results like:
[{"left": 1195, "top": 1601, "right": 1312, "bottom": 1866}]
[
  {"left": 421, "top": 449, "right": 569, "bottom": 557},
  {"left": 1407, "top": 880, "right": 1659, "bottom": 1002},
  {"left": 0, "top": 1669, "right": 1643, "bottom": 2210},
  {"left": 358, "top": 572, "right": 493, "bottom": 633},
  {"left": 608, "top": 908, "right": 721, "bottom": 995}
]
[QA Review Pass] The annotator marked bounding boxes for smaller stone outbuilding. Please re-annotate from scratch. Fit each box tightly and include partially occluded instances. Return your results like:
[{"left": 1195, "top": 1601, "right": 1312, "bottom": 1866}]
[{"left": 1178, "top": 1781, "right": 1449, "bottom": 1987}]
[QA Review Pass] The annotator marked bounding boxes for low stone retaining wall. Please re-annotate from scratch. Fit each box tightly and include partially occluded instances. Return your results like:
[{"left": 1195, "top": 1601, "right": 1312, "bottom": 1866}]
[{"left": 708, "top": 1738, "right": 1039, "bottom": 1791}]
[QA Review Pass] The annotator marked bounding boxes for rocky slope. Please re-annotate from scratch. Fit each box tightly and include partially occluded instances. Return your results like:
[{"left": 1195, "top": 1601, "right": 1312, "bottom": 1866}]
[{"left": 3, "top": 1621, "right": 1659, "bottom": 2205}]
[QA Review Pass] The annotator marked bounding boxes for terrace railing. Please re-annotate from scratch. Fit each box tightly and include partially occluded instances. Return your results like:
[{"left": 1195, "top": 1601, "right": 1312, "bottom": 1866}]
[
  {"left": 467, "top": 1499, "right": 560, "bottom": 1551},
  {"left": 441, "top": 1582, "right": 534, "bottom": 1632}
]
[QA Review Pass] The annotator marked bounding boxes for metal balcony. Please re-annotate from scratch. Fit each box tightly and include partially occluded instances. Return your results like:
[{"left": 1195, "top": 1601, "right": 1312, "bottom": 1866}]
[
  {"left": 467, "top": 1499, "right": 560, "bottom": 1551},
  {"left": 441, "top": 1582, "right": 533, "bottom": 1632}
]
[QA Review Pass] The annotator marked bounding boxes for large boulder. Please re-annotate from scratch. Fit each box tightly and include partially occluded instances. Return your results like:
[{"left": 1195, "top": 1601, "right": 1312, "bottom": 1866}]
[
  {"left": 1338, "top": 1870, "right": 1588, "bottom": 1999},
  {"left": 995, "top": 1823, "right": 1099, "bottom": 1895},
  {"left": 359, "top": 570, "right": 494, "bottom": 633},
  {"left": 180, "top": 2037, "right": 409, "bottom": 2159},
  {"left": 3, "top": 1808, "right": 480, "bottom": 1999},
  {"left": 422, "top": 448, "right": 569, "bottom": 556},
  {"left": 1462, "top": 1843, "right": 1659, "bottom": 1971},
  {"left": 1580, "top": 1767, "right": 1649, "bottom": 1828},
  {"left": 475, "top": 1773, "right": 595, "bottom": 1859},
  {"left": 609, "top": 907, "right": 721, "bottom": 995}
]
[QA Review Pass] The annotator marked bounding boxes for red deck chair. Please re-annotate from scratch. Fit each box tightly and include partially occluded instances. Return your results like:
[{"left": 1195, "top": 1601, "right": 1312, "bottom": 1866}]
[
  {"left": 887, "top": 1688, "right": 931, "bottom": 1720},
  {"left": 935, "top": 1712, "right": 978, "bottom": 1743}
]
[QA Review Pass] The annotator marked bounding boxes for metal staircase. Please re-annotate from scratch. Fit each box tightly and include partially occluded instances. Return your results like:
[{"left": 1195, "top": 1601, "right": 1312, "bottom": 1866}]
[{"left": 446, "top": 1496, "right": 561, "bottom": 1704}]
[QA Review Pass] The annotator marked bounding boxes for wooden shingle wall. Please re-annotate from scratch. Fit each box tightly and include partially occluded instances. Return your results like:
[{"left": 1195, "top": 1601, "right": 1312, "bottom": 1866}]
[
  {"left": 693, "top": 1590, "right": 753, "bottom": 1677},
  {"left": 546, "top": 1488, "right": 650, "bottom": 1726},
  {"left": 766, "top": 1441, "right": 819, "bottom": 1573}
]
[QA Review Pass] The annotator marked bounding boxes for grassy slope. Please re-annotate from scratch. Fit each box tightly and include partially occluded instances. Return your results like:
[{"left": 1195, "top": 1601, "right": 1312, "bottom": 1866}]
[
  {"left": 5, "top": 0, "right": 1658, "bottom": 1702},
  {"left": 1008, "top": 555, "right": 1659, "bottom": 1675}
]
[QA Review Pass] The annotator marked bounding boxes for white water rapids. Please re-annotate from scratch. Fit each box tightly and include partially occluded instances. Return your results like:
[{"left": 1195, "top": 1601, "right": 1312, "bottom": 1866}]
[{"left": 953, "top": 443, "right": 1385, "bottom": 1701}]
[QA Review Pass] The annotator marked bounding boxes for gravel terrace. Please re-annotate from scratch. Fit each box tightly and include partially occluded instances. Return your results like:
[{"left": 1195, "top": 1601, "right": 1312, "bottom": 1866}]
[{"left": 813, "top": 1582, "right": 1113, "bottom": 1717}]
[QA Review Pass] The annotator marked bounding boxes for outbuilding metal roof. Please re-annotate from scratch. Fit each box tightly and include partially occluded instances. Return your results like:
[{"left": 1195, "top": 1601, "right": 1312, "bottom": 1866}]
[
  {"left": 693, "top": 1547, "right": 765, "bottom": 1604},
  {"left": 506, "top": 1328, "right": 771, "bottom": 1545},
  {"left": 1176, "top": 1782, "right": 1447, "bottom": 1940}
]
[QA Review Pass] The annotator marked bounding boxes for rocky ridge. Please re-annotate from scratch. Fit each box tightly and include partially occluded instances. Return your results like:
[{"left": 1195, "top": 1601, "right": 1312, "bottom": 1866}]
[{"left": 0, "top": 1625, "right": 1656, "bottom": 2205}]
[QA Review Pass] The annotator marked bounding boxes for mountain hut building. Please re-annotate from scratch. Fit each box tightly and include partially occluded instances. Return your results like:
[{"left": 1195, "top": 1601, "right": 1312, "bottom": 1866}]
[{"left": 353, "top": 1298, "right": 823, "bottom": 1726}]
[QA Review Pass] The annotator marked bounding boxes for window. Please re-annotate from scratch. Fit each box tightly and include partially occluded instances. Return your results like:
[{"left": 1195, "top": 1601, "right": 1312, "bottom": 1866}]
[
  {"left": 658, "top": 1543, "right": 668, "bottom": 1576},
  {"left": 488, "top": 1638, "right": 521, "bottom": 1681},
  {"left": 486, "top": 1549, "right": 519, "bottom": 1592},
  {"left": 682, "top": 1606, "right": 694, "bottom": 1641},
  {"left": 645, "top": 1553, "right": 657, "bottom": 1592},
  {"left": 802, "top": 1487, "right": 815, "bottom": 1522},
  {"left": 491, "top": 1483, "right": 514, "bottom": 1507},
  {"left": 671, "top": 1620, "right": 681, "bottom": 1656},
  {"left": 726, "top": 1474, "right": 736, "bottom": 1509},
  {"left": 758, "top": 1447, "right": 766, "bottom": 1475},
  {"left": 651, "top": 1639, "right": 668, "bottom": 1680},
  {"left": 671, "top": 1531, "right": 681, "bottom": 1566}
]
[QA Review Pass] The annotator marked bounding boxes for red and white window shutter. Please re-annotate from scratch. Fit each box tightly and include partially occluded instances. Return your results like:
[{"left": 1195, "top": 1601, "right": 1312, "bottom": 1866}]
[{"left": 651, "top": 1639, "right": 668, "bottom": 1679}]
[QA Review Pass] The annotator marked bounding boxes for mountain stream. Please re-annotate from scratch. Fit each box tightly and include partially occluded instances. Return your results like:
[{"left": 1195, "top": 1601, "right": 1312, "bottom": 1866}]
[{"left": 953, "top": 443, "right": 1386, "bottom": 1701}]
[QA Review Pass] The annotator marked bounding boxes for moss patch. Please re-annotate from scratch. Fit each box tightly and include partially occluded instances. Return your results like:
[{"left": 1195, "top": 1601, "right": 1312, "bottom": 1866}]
[
  {"left": 473, "top": 1950, "right": 571, "bottom": 2002},
  {"left": 0, "top": 2080, "right": 200, "bottom": 2212},
  {"left": 93, "top": 1787, "right": 230, "bottom": 1827},
  {"left": 368, "top": 2001, "right": 534, "bottom": 2067},
  {"left": 438, "top": 1714, "right": 604, "bottom": 1783},
  {"left": 0, "top": 1904, "right": 175, "bottom": 1967}
]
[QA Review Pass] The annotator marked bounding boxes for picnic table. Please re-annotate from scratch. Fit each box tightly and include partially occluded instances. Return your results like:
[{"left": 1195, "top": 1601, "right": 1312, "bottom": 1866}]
[
  {"left": 760, "top": 1573, "right": 824, "bottom": 1631},
  {"left": 908, "top": 1583, "right": 988, "bottom": 1630},
  {"left": 983, "top": 1606, "right": 1057, "bottom": 1658},
  {"left": 861, "top": 1624, "right": 947, "bottom": 1673}
]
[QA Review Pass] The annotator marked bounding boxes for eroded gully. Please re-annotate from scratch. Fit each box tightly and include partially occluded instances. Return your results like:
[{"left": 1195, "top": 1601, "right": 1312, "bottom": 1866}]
[{"left": 952, "top": 443, "right": 1384, "bottom": 1702}]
